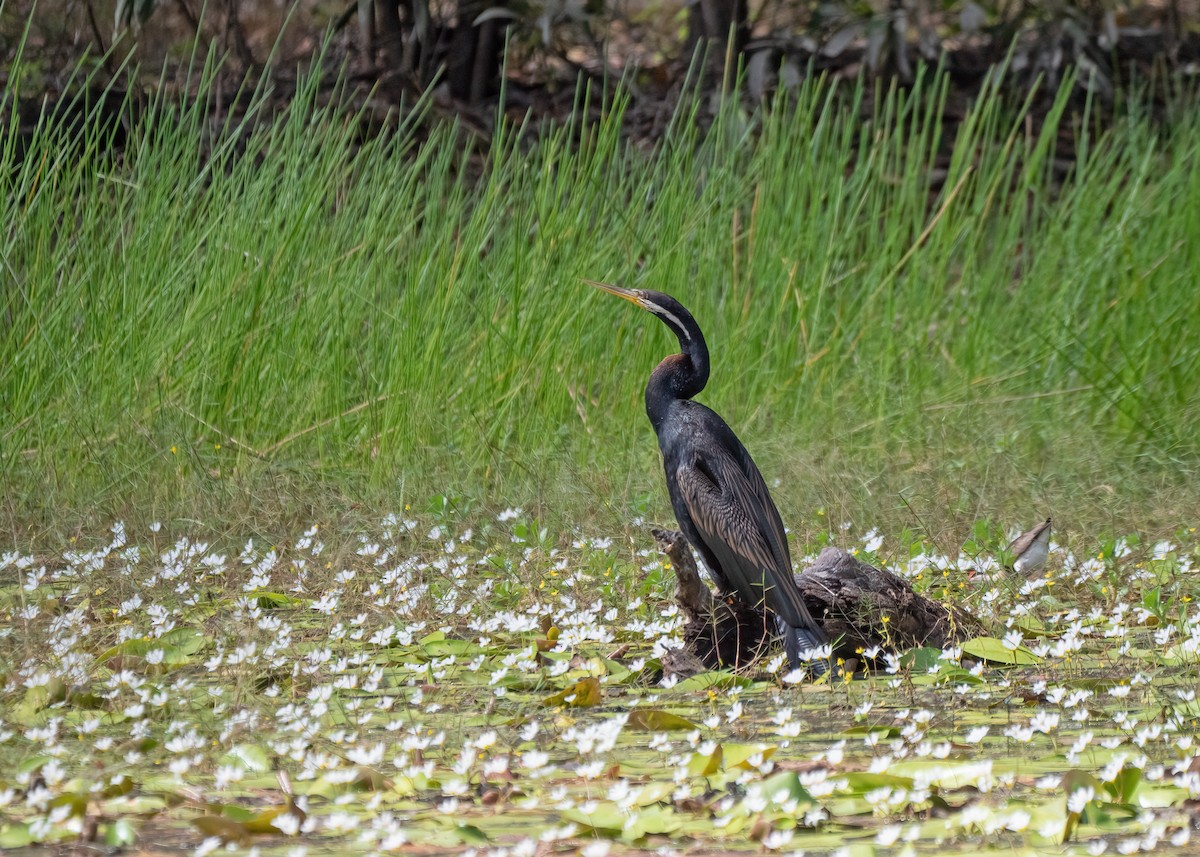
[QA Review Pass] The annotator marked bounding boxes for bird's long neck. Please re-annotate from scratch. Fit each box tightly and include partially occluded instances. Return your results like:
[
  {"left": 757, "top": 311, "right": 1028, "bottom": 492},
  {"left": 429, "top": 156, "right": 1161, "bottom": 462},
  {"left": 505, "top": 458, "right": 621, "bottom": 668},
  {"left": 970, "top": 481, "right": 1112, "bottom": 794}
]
[{"left": 645, "top": 318, "right": 710, "bottom": 430}]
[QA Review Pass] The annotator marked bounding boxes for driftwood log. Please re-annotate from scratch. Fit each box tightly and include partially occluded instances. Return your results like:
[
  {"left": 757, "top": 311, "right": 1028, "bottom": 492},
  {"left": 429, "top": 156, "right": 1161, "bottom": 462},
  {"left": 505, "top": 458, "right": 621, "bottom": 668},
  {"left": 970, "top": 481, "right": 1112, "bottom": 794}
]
[{"left": 653, "top": 528, "right": 985, "bottom": 675}]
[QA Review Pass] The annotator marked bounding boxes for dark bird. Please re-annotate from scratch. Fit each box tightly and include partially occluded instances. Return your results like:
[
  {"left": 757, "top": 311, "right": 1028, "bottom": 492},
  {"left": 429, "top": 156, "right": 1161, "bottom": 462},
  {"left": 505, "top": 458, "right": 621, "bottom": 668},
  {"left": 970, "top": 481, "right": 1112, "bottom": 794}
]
[
  {"left": 1007, "top": 517, "right": 1052, "bottom": 576},
  {"left": 587, "top": 281, "right": 827, "bottom": 673}
]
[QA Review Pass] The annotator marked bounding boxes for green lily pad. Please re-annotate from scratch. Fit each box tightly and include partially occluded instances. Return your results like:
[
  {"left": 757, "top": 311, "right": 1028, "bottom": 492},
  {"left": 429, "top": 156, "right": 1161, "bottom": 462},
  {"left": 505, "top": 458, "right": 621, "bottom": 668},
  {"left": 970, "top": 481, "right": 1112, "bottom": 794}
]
[{"left": 961, "top": 635, "right": 1041, "bottom": 665}]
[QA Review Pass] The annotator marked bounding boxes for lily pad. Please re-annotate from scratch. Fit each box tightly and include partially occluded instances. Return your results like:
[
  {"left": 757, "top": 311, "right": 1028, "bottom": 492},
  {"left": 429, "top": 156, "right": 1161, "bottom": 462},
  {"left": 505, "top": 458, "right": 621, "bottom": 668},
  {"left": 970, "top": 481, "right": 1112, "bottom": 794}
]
[
  {"left": 626, "top": 708, "right": 699, "bottom": 731},
  {"left": 961, "top": 635, "right": 1041, "bottom": 665}
]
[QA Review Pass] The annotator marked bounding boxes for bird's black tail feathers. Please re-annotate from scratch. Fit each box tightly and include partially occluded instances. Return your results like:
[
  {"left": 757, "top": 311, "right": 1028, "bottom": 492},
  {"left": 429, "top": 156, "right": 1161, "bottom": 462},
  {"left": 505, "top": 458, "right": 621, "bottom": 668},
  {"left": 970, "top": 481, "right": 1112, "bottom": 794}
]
[{"left": 779, "top": 618, "right": 829, "bottom": 677}]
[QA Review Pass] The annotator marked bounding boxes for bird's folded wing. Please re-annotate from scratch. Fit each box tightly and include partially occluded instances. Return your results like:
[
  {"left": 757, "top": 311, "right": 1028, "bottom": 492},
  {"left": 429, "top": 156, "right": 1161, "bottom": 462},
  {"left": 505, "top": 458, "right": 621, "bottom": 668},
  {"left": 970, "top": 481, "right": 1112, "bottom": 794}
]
[{"left": 676, "top": 455, "right": 806, "bottom": 627}]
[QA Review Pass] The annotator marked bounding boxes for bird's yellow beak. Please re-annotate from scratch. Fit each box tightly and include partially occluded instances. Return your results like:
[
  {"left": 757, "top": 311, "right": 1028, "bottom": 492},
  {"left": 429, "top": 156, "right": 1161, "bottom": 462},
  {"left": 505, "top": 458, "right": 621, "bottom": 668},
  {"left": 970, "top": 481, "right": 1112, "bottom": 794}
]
[{"left": 584, "top": 279, "right": 643, "bottom": 307}]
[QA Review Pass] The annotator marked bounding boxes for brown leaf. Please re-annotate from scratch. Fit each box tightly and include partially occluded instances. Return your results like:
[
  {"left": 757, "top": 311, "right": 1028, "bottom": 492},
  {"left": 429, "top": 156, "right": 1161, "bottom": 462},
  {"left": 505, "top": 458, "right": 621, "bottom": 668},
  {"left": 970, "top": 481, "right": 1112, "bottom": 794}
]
[{"left": 540, "top": 676, "right": 601, "bottom": 708}]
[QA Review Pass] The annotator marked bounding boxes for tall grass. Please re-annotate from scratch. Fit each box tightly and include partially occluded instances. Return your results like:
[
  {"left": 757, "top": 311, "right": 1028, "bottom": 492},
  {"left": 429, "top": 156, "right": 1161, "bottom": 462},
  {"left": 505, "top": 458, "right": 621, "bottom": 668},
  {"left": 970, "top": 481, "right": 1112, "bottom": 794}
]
[{"left": 3, "top": 55, "right": 1199, "bottom": 532}]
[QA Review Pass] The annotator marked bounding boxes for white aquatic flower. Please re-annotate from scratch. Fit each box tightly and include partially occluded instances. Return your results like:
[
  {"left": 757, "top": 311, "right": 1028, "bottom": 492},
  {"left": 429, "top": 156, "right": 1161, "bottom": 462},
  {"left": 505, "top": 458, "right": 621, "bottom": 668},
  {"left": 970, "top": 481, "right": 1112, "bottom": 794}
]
[
  {"left": 1030, "top": 711, "right": 1060, "bottom": 733},
  {"left": 538, "top": 825, "right": 577, "bottom": 843},
  {"left": 876, "top": 824, "right": 902, "bottom": 846},
  {"left": 821, "top": 741, "right": 845, "bottom": 765},
  {"left": 1151, "top": 540, "right": 1174, "bottom": 560},
  {"left": 1004, "top": 724, "right": 1034, "bottom": 743},
  {"left": 761, "top": 828, "right": 793, "bottom": 850},
  {"left": 576, "top": 760, "right": 605, "bottom": 779},
  {"left": 194, "top": 837, "right": 223, "bottom": 857},
  {"left": 581, "top": 841, "right": 611, "bottom": 857},
  {"left": 522, "top": 751, "right": 549, "bottom": 770},
  {"left": 1068, "top": 785, "right": 1095, "bottom": 813},
  {"left": 1005, "top": 809, "right": 1031, "bottom": 831},
  {"left": 272, "top": 813, "right": 303, "bottom": 835}
]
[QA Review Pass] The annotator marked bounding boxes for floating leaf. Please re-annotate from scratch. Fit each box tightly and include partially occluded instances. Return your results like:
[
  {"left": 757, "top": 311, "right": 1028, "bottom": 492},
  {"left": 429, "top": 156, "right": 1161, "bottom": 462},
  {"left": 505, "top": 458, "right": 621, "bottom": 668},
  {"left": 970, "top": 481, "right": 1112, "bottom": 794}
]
[
  {"left": 1133, "top": 784, "right": 1190, "bottom": 808},
  {"left": 17, "top": 755, "right": 54, "bottom": 776},
  {"left": 1106, "top": 765, "right": 1141, "bottom": 805},
  {"left": 0, "top": 823, "right": 32, "bottom": 848},
  {"left": 454, "top": 823, "right": 490, "bottom": 845},
  {"left": 192, "top": 815, "right": 252, "bottom": 845},
  {"left": 1014, "top": 614, "right": 1049, "bottom": 636},
  {"left": 101, "top": 775, "right": 135, "bottom": 799},
  {"left": 960, "top": 636, "right": 1041, "bottom": 665},
  {"left": 932, "top": 666, "right": 986, "bottom": 685},
  {"left": 673, "top": 671, "right": 753, "bottom": 692},
  {"left": 838, "top": 771, "right": 915, "bottom": 793},
  {"left": 12, "top": 685, "right": 51, "bottom": 723},
  {"left": 48, "top": 792, "right": 87, "bottom": 818},
  {"left": 890, "top": 760, "right": 993, "bottom": 790},
  {"left": 222, "top": 744, "right": 271, "bottom": 773},
  {"left": 254, "top": 591, "right": 306, "bottom": 609},
  {"left": 758, "top": 770, "right": 815, "bottom": 804},
  {"left": 159, "top": 627, "right": 206, "bottom": 655},
  {"left": 899, "top": 647, "right": 950, "bottom": 671},
  {"left": 242, "top": 805, "right": 292, "bottom": 835},
  {"left": 632, "top": 781, "right": 675, "bottom": 806},
  {"left": 561, "top": 801, "right": 627, "bottom": 833},
  {"left": 97, "top": 627, "right": 205, "bottom": 668},
  {"left": 421, "top": 634, "right": 486, "bottom": 657},
  {"left": 843, "top": 725, "right": 901, "bottom": 739},
  {"left": 721, "top": 742, "right": 776, "bottom": 770},
  {"left": 623, "top": 804, "right": 683, "bottom": 839},
  {"left": 626, "top": 709, "right": 699, "bottom": 731},
  {"left": 687, "top": 745, "right": 722, "bottom": 777},
  {"left": 540, "top": 676, "right": 601, "bottom": 708},
  {"left": 104, "top": 818, "right": 137, "bottom": 847},
  {"left": 350, "top": 766, "right": 389, "bottom": 791}
]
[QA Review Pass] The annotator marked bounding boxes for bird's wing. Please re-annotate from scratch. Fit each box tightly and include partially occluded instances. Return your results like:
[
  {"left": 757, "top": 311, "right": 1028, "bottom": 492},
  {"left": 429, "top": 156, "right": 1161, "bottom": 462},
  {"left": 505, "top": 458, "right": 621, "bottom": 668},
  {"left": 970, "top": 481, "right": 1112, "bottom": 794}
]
[
  {"left": 675, "top": 449, "right": 822, "bottom": 638},
  {"left": 1007, "top": 517, "right": 1052, "bottom": 555}
]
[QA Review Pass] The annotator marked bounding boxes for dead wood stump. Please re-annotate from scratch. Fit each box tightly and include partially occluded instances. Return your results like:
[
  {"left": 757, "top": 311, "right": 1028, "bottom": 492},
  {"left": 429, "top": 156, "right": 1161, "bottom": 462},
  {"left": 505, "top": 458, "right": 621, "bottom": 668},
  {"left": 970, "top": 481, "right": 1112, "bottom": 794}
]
[{"left": 653, "top": 528, "right": 985, "bottom": 674}]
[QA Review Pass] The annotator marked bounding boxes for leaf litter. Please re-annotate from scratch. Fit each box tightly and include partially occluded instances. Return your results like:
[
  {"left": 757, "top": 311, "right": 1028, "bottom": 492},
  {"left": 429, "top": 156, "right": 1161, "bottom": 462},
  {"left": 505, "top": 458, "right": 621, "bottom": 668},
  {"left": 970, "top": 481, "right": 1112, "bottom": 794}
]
[{"left": 1, "top": 511, "right": 1198, "bottom": 854}]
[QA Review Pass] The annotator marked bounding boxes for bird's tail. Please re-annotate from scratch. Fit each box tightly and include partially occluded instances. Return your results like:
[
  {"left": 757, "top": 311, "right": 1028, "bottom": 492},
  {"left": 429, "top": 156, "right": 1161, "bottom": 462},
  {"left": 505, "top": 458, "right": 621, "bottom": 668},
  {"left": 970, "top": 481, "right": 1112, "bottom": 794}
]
[{"left": 780, "top": 618, "right": 829, "bottom": 677}]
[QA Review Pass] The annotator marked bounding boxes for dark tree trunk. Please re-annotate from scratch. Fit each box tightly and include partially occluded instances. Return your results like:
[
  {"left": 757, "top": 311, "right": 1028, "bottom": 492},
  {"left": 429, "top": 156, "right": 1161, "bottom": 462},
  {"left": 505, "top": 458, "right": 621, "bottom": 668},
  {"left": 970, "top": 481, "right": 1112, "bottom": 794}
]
[
  {"left": 446, "top": 0, "right": 505, "bottom": 102},
  {"left": 374, "top": 0, "right": 405, "bottom": 73},
  {"left": 685, "top": 0, "right": 749, "bottom": 87}
]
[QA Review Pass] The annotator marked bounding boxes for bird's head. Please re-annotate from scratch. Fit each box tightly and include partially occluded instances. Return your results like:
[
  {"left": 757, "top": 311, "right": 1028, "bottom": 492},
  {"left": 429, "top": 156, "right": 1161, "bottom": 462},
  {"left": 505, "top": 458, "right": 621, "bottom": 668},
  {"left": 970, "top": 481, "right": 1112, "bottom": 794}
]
[{"left": 584, "top": 280, "right": 698, "bottom": 346}]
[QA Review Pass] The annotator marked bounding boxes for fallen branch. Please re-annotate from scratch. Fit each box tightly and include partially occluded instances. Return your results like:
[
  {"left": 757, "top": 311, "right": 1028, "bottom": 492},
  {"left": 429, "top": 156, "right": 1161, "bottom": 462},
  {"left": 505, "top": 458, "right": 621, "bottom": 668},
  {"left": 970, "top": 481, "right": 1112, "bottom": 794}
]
[{"left": 653, "top": 528, "right": 985, "bottom": 675}]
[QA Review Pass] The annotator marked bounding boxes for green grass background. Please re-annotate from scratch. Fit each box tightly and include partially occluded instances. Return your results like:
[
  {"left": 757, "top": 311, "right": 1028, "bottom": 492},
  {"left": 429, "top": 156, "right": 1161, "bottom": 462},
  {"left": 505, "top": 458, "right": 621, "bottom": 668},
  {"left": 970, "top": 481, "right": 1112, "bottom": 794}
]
[{"left": 4, "top": 56, "right": 1199, "bottom": 539}]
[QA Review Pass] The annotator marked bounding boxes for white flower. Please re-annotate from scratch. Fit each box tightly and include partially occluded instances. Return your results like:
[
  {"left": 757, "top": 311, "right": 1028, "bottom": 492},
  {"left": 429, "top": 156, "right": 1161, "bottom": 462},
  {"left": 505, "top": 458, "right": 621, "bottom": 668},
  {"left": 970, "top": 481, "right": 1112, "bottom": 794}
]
[
  {"left": 964, "top": 726, "right": 989, "bottom": 743},
  {"left": 581, "top": 841, "right": 611, "bottom": 857},
  {"left": 1005, "top": 809, "right": 1031, "bottom": 831},
  {"left": 272, "top": 813, "right": 303, "bottom": 835},
  {"left": 876, "top": 824, "right": 902, "bottom": 846},
  {"left": 194, "top": 837, "right": 223, "bottom": 857},
  {"left": 522, "top": 751, "right": 549, "bottom": 770},
  {"left": 1068, "top": 785, "right": 1095, "bottom": 814}
]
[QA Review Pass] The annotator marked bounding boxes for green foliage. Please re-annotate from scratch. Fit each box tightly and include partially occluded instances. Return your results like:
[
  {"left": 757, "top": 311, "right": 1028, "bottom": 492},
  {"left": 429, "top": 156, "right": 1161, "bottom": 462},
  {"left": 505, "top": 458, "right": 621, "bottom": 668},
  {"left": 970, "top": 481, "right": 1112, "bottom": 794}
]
[{"left": 4, "top": 54, "right": 1200, "bottom": 532}]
